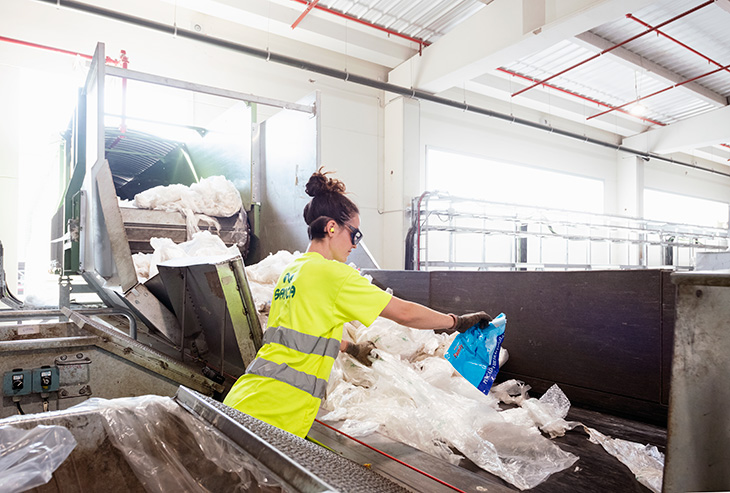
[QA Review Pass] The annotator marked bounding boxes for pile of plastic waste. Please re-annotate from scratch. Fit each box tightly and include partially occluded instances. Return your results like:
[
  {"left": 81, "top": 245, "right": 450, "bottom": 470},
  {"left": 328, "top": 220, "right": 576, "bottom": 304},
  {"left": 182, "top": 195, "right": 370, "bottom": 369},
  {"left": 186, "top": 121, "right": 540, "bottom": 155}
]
[
  {"left": 120, "top": 175, "right": 244, "bottom": 240},
  {"left": 131, "top": 175, "right": 242, "bottom": 218},
  {"left": 131, "top": 231, "right": 239, "bottom": 282},
  {"left": 0, "top": 396, "right": 282, "bottom": 493},
  {"left": 323, "top": 321, "right": 580, "bottom": 489}
]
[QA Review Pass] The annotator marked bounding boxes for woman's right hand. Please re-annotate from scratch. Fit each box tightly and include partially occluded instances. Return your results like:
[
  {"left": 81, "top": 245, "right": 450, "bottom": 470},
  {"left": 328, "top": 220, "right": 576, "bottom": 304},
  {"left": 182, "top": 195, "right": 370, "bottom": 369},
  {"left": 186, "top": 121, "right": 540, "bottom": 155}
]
[{"left": 450, "top": 311, "right": 493, "bottom": 333}]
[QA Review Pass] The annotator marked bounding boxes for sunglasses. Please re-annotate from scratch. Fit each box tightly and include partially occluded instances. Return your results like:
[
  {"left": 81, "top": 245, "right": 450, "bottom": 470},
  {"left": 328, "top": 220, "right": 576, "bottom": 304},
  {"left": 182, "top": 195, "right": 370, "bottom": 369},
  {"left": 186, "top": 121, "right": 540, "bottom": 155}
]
[{"left": 344, "top": 223, "right": 363, "bottom": 246}]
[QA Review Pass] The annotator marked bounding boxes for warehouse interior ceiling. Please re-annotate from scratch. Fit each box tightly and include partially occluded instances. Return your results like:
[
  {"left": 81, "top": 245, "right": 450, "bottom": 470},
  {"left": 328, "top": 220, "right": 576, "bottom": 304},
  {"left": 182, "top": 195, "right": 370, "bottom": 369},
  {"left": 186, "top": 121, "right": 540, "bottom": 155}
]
[
  {"left": 19, "top": 0, "right": 730, "bottom": 169},
  {"left": 163, "top": 0, "right": 730, "bottom": 168}
]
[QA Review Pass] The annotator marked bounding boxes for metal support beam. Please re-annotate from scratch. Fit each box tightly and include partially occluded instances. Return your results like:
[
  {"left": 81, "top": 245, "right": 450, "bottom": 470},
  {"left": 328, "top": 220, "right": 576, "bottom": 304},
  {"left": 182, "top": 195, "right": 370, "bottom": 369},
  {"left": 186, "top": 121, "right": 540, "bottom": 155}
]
[
  {"left": 105, "top": 66, "right": 314, "bottom": 114},
  {"left": 623, "top": 104, "right": 730, "bottom": 155},
  {"left": 388, "top": 0, "right": 659, "bottom": 93},
  {"left": 94, "top": 159, "right": 137, "bottom": 293}
]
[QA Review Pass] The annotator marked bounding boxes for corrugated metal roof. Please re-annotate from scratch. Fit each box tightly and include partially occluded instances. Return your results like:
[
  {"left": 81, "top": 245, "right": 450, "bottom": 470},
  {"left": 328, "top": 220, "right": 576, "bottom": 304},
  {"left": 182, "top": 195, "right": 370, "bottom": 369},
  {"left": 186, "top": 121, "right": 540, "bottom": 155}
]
[
  {"left": 500, "top": 0, "right": 730, "bottom": 129},
  {"left": 315, "top": 0, "right": 485, "bottom": 43},
  {"left": 97, "top": 0, "right": 730, "bottom": 162},
  {"left": 592, "top": 0, "right": 730, "bottom": 96}
]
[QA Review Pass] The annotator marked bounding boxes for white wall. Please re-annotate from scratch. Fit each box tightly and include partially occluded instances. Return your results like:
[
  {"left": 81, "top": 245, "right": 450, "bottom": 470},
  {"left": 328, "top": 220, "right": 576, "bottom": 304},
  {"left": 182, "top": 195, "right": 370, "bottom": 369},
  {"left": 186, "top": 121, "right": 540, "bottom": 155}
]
[
  {"left": 644, "top": 159, "right": 730, "bottom": 204},
  {"left": 317, "top": 84, "right": 385, "bottom": 262}
]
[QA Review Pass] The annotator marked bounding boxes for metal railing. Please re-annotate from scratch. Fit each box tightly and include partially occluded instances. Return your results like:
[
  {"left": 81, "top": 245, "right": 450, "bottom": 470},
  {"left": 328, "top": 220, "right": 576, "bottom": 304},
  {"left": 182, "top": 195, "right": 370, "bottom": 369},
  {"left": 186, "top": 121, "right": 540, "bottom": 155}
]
[{"left": 408, "top": 192, "right": 729, "bottom": 271}]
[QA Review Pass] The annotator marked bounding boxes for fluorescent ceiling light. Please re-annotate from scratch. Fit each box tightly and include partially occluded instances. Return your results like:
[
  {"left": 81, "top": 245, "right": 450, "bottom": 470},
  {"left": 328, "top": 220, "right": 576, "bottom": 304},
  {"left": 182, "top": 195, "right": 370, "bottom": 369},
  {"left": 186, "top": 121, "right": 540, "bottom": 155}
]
[{"left": 629, "top": 103, "right": 647, "bottom": 116}]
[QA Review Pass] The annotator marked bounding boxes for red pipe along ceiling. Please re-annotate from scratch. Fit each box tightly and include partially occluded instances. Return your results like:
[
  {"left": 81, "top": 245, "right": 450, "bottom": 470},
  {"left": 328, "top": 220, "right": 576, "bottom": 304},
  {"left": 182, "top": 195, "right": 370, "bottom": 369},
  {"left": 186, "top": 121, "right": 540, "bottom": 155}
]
[
  {"left": 0, "top": 35, "right": 124, "bottom": 65},
  {"left": 587, "top": 62, "right": 730, "bottom": 121},
  {"left": 509, "top": 0, "right": 714, "bottom": 98},
  {"left": 497, "top": 67, "right": 666, "bottom": 127},
  {"left": 626, "top": 13, "right": 730, "bottom": 76},
  {"left": 289, "top": 0, "right": 430, "bottom": 54},
  {"left": 291, "top": 0, "right": 319, "bottom": 29},
  {"left": 585, "top": 10, "right": 730, "bottom": 120}
]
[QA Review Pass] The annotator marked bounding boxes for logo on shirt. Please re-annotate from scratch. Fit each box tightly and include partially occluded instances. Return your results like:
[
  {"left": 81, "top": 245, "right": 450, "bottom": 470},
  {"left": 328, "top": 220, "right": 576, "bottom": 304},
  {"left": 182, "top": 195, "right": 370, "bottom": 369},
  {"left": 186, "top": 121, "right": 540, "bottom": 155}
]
[{"left": 274, "top": 272, "right": 296, "bottom": 300}]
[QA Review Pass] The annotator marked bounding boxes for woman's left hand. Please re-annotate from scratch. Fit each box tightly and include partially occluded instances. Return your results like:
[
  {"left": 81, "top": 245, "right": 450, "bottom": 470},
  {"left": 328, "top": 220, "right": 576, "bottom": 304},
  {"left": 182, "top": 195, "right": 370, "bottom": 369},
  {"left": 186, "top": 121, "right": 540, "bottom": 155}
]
[{"left": 345, "top": 341, "right": 377, "bottom": 367}]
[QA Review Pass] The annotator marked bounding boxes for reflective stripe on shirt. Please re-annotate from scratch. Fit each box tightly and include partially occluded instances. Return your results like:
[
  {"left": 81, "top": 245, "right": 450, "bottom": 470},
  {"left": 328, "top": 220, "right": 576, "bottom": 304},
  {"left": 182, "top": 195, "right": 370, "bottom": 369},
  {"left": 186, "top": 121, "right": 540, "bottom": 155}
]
[
  {"left": 246, "top": 358, "right": 329, "bottom": 399},
  {"left": 263, "top": 325, "right": 340, "bottom": 360}
]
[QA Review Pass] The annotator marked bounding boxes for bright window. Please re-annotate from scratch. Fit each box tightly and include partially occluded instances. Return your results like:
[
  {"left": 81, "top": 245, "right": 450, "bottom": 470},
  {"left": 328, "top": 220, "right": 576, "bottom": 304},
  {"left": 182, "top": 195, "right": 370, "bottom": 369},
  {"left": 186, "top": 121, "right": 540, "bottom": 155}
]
[
  {"left": 16, "top": 68, "right": 79, "bottom": 305},
  {"left": 423, "top": 148, "right": 605, "bottom": 270},
  {"left": 644, "top": 189, "right": 729, "bottom": 229},
  {"left": 426, "top": 148, "right": 604, "bottom": 213}
]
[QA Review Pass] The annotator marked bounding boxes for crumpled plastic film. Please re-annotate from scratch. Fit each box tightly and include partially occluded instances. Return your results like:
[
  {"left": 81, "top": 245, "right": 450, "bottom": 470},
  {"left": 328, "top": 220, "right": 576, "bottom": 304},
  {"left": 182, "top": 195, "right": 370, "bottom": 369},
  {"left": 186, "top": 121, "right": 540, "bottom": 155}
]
[
  {"left": 69, "top": 395, "right": 284, "bottom": 493},
  {"left": 132, "top": 231, "right": 240, "bottom": 282},
  {"left": 133, "top": 175, "right": 242, "bottom": 218},
  {"left": 584, "top": 426, "right": 664, "bottom": 493},
  {"left": 501, "top": 383, "right": 582, "bottom": 439},
  {"left": 0, "top": 424, "right": 77, "bottom": 493},
  {"left": 417, "top": 356, "right": 501, "bottom": 410},
  {"left": 323, "top": 352, "right": 578, "bottom": 490},
  {"left": 495, "top": 382, "right": 663, "bottom": 489},
  {"left": 349, "top": 317, "right": 448, "bottom": 361},
  {"left": 133, "top": 176, "right": 243, "bottom": 241},
  {"left": 491, "top": 379, "right": 531, "bottom": 405},
  {"left": 245, "top": 250, "right": 301, "bottom": 285}
]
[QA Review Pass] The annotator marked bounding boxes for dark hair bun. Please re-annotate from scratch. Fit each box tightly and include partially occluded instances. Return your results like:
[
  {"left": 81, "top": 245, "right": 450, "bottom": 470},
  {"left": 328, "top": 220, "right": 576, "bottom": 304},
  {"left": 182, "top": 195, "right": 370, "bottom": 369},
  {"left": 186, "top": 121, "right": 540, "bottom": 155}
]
[
  {"left": 305, "top": 167, "right": 346, "bottom": 197},
  {"left": 302, "top": 167, "right": 358, "bottom": 227}
]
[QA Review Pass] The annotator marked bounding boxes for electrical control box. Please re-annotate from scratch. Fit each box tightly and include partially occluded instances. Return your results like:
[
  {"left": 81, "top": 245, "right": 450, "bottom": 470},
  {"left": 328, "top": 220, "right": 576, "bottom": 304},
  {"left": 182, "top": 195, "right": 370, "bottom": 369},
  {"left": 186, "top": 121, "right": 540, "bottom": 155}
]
[
  {"left": 32, "top": 366, "right": 60, "bottom": 393},
  {"left": 3, "top": 369, "right": 32, "bottom": 397}
]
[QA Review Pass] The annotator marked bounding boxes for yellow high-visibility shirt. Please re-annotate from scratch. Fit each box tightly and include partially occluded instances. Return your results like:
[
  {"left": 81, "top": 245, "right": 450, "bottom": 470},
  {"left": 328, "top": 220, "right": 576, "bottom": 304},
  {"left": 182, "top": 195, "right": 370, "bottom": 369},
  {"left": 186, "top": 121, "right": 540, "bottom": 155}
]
[{"left": 223, "top": 251, "right": 392, "bottom": 437}]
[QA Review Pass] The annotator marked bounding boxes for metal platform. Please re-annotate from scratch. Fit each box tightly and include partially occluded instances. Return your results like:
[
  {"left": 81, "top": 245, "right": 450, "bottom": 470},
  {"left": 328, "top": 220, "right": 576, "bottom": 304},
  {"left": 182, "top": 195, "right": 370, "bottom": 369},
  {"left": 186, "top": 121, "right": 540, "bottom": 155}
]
[{"left": 177, "top": 387, "right": 410, "bottom": 493}]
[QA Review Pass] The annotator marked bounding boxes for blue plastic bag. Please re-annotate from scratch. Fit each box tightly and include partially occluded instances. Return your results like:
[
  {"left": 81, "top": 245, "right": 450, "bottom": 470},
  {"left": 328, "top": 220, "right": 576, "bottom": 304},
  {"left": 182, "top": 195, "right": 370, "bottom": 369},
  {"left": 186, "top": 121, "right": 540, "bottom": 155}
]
[{"left": 444, "top": 313, "right": 506, "bottom": 395}]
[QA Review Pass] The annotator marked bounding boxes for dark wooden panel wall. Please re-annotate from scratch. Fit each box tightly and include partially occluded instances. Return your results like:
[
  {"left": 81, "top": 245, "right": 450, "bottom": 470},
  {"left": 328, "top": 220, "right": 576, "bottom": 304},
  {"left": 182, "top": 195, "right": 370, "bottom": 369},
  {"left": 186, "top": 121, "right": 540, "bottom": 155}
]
[{"left": 363, "top": 269, "right": 674, "bottom": 425}]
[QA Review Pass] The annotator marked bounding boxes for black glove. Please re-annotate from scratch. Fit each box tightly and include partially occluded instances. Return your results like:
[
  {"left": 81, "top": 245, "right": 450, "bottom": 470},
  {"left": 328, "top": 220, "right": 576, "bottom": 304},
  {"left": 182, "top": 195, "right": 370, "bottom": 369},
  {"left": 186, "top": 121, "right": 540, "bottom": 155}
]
[
  {"left": 450, "top": 311, "right": 492, "bottom": 333},
  {"left": 344, "top": 341, "right": 376, "bottom": 367}
]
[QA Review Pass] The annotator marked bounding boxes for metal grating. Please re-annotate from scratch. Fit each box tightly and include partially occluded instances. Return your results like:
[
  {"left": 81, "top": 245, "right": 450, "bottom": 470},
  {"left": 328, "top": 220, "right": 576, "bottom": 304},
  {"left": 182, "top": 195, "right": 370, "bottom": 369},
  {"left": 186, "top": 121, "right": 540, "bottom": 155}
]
[{"left": 178, "top": 387, "right": 412, "bottom": 493}]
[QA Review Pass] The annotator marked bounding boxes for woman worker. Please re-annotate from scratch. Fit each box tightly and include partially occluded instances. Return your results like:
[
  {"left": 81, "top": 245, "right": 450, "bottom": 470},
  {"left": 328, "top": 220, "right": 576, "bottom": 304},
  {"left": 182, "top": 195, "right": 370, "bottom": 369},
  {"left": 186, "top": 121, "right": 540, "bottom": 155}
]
[{"left": 223, "top": 168, "right": 491, "bottom": 438}]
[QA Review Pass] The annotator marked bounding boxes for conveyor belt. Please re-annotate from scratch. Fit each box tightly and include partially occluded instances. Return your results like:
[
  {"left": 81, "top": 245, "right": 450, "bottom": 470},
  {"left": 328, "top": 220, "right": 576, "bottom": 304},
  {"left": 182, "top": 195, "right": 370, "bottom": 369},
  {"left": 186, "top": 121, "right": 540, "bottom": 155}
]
[
  {"left": 176, "top": 387, "right": 412, "bottom": 493},
  {"left": 179, "top": 387, "right": 668, "bottom": 492}
]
